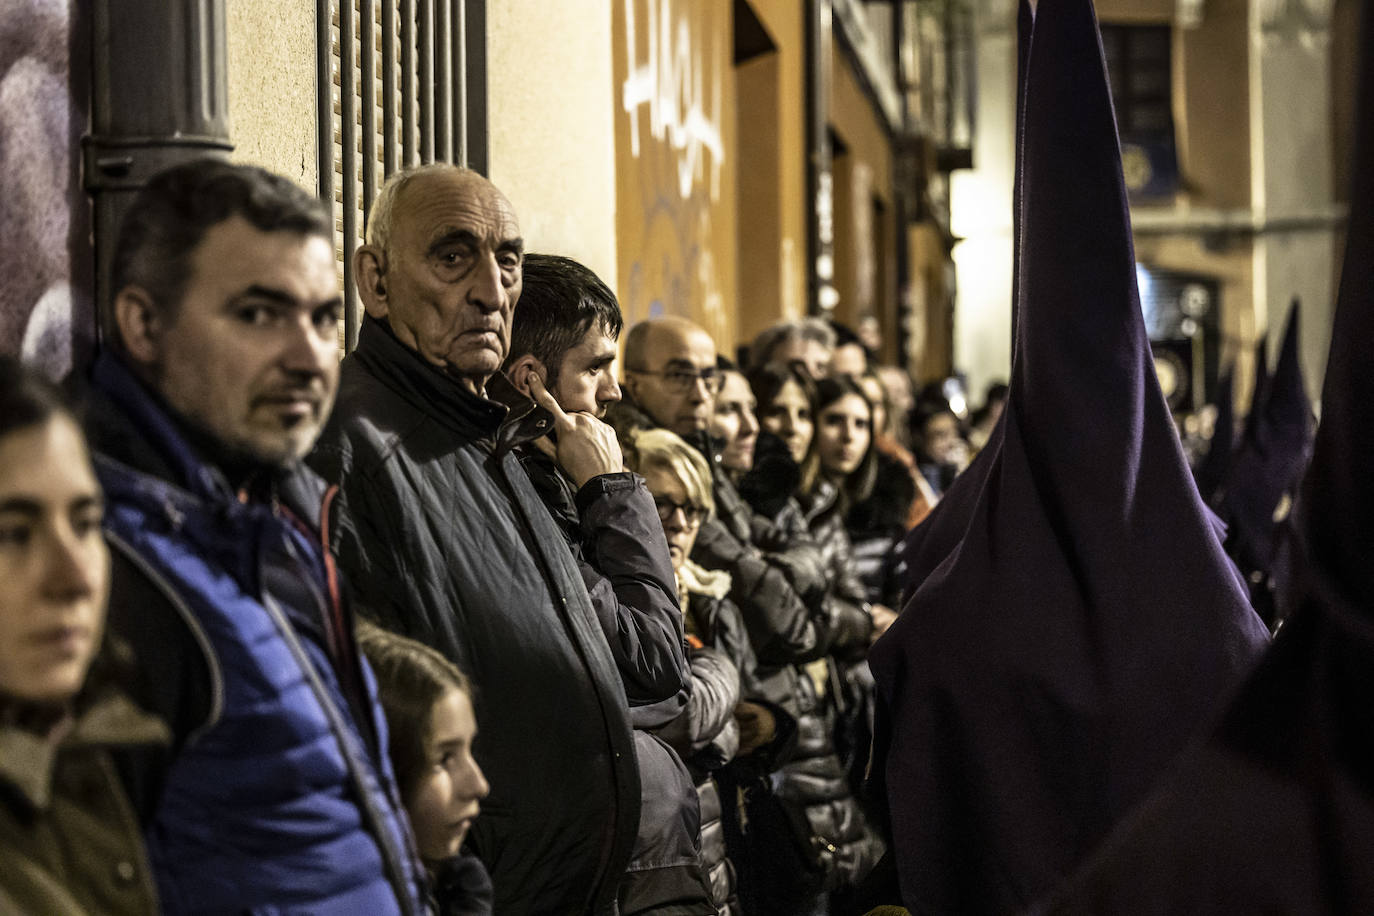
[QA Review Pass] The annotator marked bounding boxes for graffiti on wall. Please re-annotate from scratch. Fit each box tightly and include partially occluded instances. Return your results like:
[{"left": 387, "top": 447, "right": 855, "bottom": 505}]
[
  {"left": 614, "top": 0, "right": 734, "bottom": 345},
  {"left": 0, "top": 0, "right": 92, "bottom": 380}
]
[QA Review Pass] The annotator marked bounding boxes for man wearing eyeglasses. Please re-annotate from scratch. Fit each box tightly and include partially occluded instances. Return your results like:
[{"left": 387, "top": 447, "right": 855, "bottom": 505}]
[
  {"left": 498, "top": 255, "right": 714, "bottom": 915},
  {"left": 606, "top": 318, "right": 833, "bottom": 672},
  {"left": 618, "top": 316, "right": 722, "bottom": 439}
]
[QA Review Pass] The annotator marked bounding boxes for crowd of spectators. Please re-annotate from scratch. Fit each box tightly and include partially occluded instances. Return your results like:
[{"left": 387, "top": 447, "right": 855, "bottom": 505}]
[{"left": 0, "top": 157, "right": 995, "bottom": 915}]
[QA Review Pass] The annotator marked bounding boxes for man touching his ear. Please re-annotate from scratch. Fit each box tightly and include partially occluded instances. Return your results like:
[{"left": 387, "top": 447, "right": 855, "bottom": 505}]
[{"left": 495, "top": 254, "right": 714, "bottom": 916}]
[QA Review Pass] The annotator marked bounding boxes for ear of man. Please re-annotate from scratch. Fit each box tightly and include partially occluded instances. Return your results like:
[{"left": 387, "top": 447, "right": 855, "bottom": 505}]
[
  {"left": 354, "top": 244, "right": 388, "bottom": 318},
  {"left": 506, "top": 354, "right": 548, "bottom": 400},
  {"left": 113, "top": 286, "right": 164, "bottom": 366}
]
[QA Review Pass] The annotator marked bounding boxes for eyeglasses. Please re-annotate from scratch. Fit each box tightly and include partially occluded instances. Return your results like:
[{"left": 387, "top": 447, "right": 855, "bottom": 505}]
[
  {"left": 653, "top": 496, "right": 707, "bottom": 527},
  {"left": 627, "top": 366, "right": 723, "bottom": 395}
]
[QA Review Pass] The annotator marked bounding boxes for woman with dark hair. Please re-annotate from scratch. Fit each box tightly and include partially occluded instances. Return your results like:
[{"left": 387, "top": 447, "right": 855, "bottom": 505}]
[
  {"left": 799, "top": 376, "right": 881, "bottom": 522},
  {"left": 739, "top": 362, "right": 815, "bottom": 527},
  {"left": 736, "top": 367, "right": 886, "bottom": 914},
  {"left": 0, "top": 356, "right": 167, "bottom": 915},
  {"left": 358, "top": 623, "right": 492, "bottom": 916},
  {"left": 793, "top": 376, "right": 900, "bottom": 882}
]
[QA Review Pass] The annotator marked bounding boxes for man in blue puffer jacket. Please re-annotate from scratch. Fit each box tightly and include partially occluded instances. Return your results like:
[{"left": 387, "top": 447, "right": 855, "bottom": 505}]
[{"left": 85, "top": 158, "right": 426, "bottom": 914}]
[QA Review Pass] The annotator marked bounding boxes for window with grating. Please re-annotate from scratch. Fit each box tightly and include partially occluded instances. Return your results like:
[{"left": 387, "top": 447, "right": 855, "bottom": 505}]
[
  {"left": 316, "top": 0, "right": 488, "bottom": 351},
  {"left": 1101, "top": 24, "right": 1179, "bottom": 201}
]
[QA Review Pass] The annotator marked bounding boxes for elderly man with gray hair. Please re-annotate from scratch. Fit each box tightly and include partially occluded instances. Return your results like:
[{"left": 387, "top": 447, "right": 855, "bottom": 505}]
[{"left": 310, "top": 164, "right": 642, "bottom": 914}]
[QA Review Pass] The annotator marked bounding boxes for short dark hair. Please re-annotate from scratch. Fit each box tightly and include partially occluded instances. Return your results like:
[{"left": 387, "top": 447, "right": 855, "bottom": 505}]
[
  {"left": 111, "top": 158, "right": 332, "bottom": 322},
  {"left": 356, "top": 621, "right": 474, "bottom": 801},
  {"left": 0, "top": 356, "right": 75, "bottom": 440},
  {"left": 506, "top": 254, "right": 623, "bottom": 382}
]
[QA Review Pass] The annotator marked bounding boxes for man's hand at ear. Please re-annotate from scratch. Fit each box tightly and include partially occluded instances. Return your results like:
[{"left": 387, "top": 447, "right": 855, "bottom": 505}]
[{"left": 528, "top": 373, "right": 625, "bottom": 487}]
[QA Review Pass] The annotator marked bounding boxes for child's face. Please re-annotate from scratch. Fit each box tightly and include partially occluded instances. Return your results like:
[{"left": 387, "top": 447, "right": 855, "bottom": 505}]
[{"left": 408, "top": 689, "right": 489, "bottom": 862}]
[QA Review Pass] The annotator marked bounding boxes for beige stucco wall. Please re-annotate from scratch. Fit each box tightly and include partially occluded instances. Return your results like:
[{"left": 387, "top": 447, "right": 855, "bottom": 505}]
[
  {"left": 750, "top": 0, "right": 809, "bottom": 330},
  {"left": 487, "top": 0, "right": 618, "bottom": 290},
  {"left": 226, "top": 0, "right": 318, "bottom": 189}
]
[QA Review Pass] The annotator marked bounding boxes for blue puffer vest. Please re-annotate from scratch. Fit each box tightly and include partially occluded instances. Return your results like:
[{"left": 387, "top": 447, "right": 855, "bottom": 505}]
[{"left": 90, "top": 354, "right": 425, "bottom": 914}]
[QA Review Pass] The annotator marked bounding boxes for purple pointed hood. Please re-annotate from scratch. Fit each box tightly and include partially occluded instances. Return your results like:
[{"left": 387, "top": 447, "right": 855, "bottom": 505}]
[
  {"left": 1218, "top": 299, "right": 1314, "bottom": 622},
  {"left": 1033, "top": 8, "right": 1374, "bottom": 910},
  {"left": 868, "top": 1, "right": 1269, "bottom": 911}
]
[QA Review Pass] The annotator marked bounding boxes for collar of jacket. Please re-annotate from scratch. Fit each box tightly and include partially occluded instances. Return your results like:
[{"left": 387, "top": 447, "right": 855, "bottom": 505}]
[
  {"left": 86, "top": 351, "right": 328, "bottom": 524},
  {"left": 800, "top": 477, "right": 840, "bottom": 525},
  {"left": 352, "top": 315, "right": 509, "bottom": 440},
  {"left": 0, "top": 682, "right": 168, "bottom": 812},
  {"left": 484, "top": 371, "right": 558, "bottom": 458}
]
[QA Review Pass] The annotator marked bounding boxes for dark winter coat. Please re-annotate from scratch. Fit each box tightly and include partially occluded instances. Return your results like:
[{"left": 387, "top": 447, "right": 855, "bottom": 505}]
[
  {"left": 0, "top": 675, "right": 167, "bottom": 916},
  {"left": 605, "top": 398, "right": 830, "bottom": 667},
  {"left": 503, "top": 395, "right": 711, "bottom": 916},
  {"left": 87, "top": 352, "right": 426, "bottom": 914},
  {"left": 670, "top": 587, "right": 795, "bottom": 916},
  {"left": 846, "top": 445, "right": 922, "bottom": 608},
  {"left": 310, "top": 317, "right": 641, "bottom": 915}
]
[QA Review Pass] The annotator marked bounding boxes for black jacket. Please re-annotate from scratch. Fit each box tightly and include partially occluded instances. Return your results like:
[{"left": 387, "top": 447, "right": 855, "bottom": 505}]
[
  {"left": 671, "top": 589, "right": 796, "bottom": 916},
  {"left": 503, "top": 400, "right": 713, "bottom": 916},
  {"left": 310, "top": 317, "right": 640, "bottom": 915},
  {"left": 799, "top": 482, "right": 875, "bottom": 664}
]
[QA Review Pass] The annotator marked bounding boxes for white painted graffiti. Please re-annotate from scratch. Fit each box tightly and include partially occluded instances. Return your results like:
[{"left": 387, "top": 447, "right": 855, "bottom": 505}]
[{"left": 621, "top": 0, "right": 725, "bottom": 201}]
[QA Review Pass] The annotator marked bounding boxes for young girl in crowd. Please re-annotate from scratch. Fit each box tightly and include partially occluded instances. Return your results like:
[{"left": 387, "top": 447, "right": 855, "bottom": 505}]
[
  {"left": 0, "top": 356, "right": 168, "bottom": 915},
  {"left": 357, "top": 624, "right": 492, "bottom": 916}
]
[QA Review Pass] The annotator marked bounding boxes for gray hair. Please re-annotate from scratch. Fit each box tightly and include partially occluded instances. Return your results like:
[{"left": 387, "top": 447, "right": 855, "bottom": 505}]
[
  {"left": 365, "top": 162, "right": 474, "bottom": 253},
  {"left": 748, "top": 317, "right": 836, "bottom": 371}
]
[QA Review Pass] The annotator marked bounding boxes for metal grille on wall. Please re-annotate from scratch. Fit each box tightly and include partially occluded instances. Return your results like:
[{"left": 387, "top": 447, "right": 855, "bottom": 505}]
[{"left": 316, "top": 0, "right": 487, "bottom": 351}]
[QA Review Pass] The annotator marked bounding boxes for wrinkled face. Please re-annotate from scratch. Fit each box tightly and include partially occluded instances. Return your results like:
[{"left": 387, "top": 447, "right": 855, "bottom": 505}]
[
  {"left": 407, "top": 689, "right": 489, "bottom": 863},
  {"left": 377, "top": 171, "right": 523, "bottom": 393},
  {"left": 626, "top": 325, "right": 719, "bottom": 438},
  {"left": 757, "top": 379, "right": 813, "bottom": 465},
  {"left": 0, "top": 417, "right": 108, "bottom": 703},
  {"left": 144, "top": 217, "right": 341, "bottom": 466},
  {"left": 552, "top": 326, "right": 621, "bottom": 418},
  {"left": 774, "top": 336, "right": 831, "bottom": 381},
  {"left": 815, "top": 393, "right": 872, "bottom": 478},
  {"left": 924, "top": 413, "right": 964, "bottom": 464},
  {"left": 640, "top": 463, "right": 705, "bottom": 572},
  {"left": 710, "top": 370, "right": 759, "bottom": 474}
]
